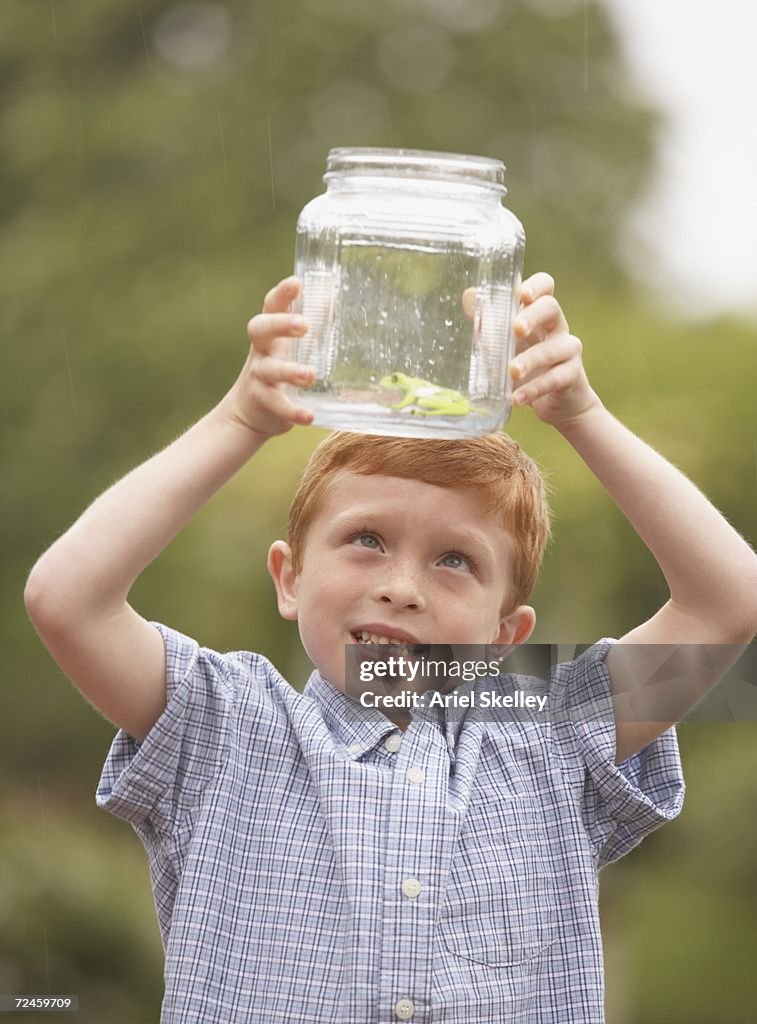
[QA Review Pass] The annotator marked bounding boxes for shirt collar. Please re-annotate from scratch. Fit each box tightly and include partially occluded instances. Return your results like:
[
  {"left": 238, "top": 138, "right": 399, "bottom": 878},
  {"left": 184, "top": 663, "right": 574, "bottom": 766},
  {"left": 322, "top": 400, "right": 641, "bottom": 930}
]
[{"left": 303, "top": 671, "right": 466, "bottom": 760}]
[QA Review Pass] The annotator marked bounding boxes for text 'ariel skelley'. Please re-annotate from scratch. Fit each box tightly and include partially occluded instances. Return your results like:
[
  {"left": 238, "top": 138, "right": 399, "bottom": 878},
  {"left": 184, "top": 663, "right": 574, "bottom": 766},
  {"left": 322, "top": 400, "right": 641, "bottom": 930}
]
[
  {"left": 358, "top": 689, "right": 549, "bottom": 712},
  {"left": 356, "top": 655, "right": 548, "bottom": 712}
]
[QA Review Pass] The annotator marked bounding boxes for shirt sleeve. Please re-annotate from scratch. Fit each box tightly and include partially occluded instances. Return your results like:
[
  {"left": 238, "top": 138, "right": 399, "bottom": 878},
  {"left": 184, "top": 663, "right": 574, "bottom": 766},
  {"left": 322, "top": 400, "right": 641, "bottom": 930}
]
[
  {"left": 550, "top": 639, "right": 685, "bottom": 868},
  {"left": 95, "top": 622, "right": 236, "bottom": 840}
]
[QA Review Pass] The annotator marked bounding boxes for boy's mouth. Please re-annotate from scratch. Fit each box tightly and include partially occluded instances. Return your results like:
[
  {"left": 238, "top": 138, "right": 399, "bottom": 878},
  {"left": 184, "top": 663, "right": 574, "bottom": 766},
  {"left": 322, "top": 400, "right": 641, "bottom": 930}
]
[{"left": 350, "top": 630, "right": 427, "bottom": 657}]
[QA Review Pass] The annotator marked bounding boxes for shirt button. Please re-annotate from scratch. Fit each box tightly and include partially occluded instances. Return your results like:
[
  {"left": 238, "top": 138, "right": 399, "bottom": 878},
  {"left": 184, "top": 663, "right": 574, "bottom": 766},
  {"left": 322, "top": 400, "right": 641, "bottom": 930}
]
[
  {"left": 402, "top": 877, "right": 422, "bottom": 899},
  {"left": 384, "top": 733, "right": 401, "bottom": 753},
  {"left": 406, "top": 766, "right": 425, "bottom": 785},
  {"left": 346, "top": 743, "right": 363, "bottom": 755},
  {"left": 394, "top": 998, "right": 415, "bottom": 1020}
]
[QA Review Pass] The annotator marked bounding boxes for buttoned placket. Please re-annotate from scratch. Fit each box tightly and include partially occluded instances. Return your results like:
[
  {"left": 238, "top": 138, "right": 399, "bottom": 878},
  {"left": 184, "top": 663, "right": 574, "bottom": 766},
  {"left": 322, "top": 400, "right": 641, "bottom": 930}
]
[{"left": 377, "top": 714, "right": 453, "bottom": 1024}]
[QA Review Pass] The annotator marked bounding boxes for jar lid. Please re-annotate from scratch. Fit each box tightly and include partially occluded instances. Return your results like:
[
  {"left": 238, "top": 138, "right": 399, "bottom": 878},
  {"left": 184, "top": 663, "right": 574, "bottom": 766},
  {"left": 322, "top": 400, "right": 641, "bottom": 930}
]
[{"left": 324, "top": 147, "right": 507, "bottom": 195}]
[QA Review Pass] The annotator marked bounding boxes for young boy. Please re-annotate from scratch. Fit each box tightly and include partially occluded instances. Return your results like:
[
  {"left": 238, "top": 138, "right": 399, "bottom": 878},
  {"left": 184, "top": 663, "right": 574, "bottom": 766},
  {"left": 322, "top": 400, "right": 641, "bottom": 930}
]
[{"left": 25, "top": 273, "right": 757, "bottom": 1023}]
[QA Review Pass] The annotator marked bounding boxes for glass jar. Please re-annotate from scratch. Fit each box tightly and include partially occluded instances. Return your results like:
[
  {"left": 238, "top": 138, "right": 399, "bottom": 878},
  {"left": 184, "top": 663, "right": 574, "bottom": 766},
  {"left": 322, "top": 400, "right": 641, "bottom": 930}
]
[{"left": 291, "top": 147, "right": 525, "bottom": 438}]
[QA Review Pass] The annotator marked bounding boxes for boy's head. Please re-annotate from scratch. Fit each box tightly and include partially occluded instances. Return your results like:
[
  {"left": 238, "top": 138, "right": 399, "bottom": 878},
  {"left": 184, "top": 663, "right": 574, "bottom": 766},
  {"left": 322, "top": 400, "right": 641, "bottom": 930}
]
[
  {"left": 268, "top": 432, "right": 551, "bottom": 696},
  {"left": 285, "top": 431, "right": 550, "bottom": 616}
]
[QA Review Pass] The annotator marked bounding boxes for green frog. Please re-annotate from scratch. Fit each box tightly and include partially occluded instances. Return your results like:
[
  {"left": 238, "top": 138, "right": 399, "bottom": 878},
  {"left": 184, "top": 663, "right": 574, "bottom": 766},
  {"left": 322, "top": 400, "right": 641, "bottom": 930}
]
[{"left": 379, "top": 372, "right": 486, "bottom": 417}]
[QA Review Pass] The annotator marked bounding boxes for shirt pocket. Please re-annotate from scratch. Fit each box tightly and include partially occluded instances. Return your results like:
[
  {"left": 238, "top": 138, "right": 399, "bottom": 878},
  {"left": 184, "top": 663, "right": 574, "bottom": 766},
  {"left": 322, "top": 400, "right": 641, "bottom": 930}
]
[{"left": 439, "top": 793, "right": 557, "bottom": 967}]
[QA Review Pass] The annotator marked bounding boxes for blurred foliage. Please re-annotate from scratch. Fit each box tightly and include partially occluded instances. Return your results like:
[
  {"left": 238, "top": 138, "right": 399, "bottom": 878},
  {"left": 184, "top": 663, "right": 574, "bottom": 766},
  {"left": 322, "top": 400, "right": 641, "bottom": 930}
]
[
  {"left": 0, "top": 787, "right": 163, "bottom": 1023},
  {"left": 602, "top": 725, "right": 757, "bottom": 1024},
  {"left": 1, "top": 0, "right": 755, "bottom": 1021}
]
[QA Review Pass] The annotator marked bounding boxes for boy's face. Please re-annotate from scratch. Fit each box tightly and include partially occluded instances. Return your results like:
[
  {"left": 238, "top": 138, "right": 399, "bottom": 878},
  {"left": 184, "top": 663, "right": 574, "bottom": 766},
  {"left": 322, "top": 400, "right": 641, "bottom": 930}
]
[{"left": 268, "top": 471, "right": 536, "bottom": 696}]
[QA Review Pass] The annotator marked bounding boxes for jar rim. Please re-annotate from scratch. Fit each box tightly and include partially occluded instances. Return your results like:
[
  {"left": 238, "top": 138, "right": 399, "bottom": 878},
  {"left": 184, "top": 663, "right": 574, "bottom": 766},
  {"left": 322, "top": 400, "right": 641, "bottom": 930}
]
[{"left": 324, "top": 147, "right": 507, "bottom": 194}]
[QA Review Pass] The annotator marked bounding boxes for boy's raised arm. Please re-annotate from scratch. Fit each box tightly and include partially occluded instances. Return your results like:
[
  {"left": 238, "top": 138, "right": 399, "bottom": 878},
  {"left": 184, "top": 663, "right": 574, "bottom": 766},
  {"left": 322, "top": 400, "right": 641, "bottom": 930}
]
[
  {"left": 24, "top": 277, "right": 314, "bottom": 743},
  {"left": 508, "top": 273, "right": 757, "bottom": 763}
]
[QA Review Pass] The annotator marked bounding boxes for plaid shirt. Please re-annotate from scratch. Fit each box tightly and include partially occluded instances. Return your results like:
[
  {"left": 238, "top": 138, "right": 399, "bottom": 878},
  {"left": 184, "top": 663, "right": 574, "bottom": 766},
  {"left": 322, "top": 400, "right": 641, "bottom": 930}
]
[{"left": 96, "top": 624, "right": 684, "bottom": 1023}]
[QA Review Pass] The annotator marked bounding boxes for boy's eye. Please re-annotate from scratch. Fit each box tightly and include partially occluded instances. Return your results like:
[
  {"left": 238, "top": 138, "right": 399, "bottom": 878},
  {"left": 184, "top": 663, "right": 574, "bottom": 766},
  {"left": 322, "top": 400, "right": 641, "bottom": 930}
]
[
  {"left": 440, "top": 551, "right": 474, "bottom": 573},
  {"left": 351, "top": 532, "right": 381, "bottom": 549}
]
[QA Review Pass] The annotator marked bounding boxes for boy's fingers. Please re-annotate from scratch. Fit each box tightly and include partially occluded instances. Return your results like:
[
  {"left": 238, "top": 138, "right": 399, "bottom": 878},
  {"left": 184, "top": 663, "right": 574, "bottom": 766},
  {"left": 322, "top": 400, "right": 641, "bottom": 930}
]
[
  {"left": 463, "top": 278, "right": 554, "bottom": 321},
  {"left": 520, "top": 272, "right": 555, "bottom": 304},
  {"left": 512, "top": 360, "right": 579, "bottom": 406},
  {"left": 509, "top": 334, "right": 582, "bottom": 382},
  {"left": 264, "top": 387, "right": 315, "bottom": 426},
  {"left": 262, "top": 276, "right": 302, "bottom": 314},
  {"left": 255, "top": 356, "right": 316, "bottom": 387},
  {"left": 247, "top": 312, "right": 308, "bottom": 354},
  {"left": 513, "top": 294, "right": 569, "bottom": 348}
]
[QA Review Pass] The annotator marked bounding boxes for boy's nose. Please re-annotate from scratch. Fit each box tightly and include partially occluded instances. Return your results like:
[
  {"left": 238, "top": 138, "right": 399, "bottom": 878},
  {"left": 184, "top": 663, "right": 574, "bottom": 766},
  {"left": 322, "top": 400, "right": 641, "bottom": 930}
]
[{"left": 372, "top": 573, "right": 427, "bottom": 612}]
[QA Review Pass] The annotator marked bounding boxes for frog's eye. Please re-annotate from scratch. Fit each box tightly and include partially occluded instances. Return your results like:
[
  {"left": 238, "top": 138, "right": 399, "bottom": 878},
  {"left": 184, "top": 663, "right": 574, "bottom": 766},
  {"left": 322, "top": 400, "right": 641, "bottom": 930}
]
[{"left": 390, "top": 373, "right": 399, "bottom": 384}]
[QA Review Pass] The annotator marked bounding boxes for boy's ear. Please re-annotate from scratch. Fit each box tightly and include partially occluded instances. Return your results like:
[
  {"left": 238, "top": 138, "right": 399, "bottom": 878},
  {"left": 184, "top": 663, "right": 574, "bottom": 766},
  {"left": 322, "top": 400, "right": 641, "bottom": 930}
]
[
  {"left": 493, "top": 605, "right": 536, "bottom": 650},
  {"left": 267, "top": 541, "right": 298, "bottom": 621}
]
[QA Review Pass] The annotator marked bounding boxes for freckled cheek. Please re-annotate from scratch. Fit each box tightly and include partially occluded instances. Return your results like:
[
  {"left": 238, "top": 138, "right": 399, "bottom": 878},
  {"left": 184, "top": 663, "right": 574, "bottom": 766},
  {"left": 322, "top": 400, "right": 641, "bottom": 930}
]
[
  {"left": 297, "top": 573, "right": 361, "bottom": 629},
  {"left": 435, "top": 592, "right": 494, "bottom": 641},
  {"left": 296, "top": 608, "right": 350, "bottom": 686}
]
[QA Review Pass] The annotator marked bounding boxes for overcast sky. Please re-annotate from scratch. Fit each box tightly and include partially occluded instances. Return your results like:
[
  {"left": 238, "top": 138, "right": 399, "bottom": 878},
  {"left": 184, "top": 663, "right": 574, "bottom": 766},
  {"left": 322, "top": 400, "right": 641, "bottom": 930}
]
[{"left": 602, "top": 0, "right": 757, "bottom": 320}]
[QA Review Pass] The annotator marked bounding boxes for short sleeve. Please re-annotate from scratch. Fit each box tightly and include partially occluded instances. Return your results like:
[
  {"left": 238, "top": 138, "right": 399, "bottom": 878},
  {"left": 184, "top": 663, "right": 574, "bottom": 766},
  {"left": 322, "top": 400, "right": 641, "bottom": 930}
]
[
  {"left": 550, "top": 639, "right": 685, "bottom": 868},
  {"left": 95, "top": 622, "right": 235, "bottom": 839}
]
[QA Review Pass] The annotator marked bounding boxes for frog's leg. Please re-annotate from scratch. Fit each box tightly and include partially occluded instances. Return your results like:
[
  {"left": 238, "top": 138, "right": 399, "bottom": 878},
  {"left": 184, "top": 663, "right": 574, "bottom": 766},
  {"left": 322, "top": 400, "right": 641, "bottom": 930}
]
[
  {"left": 388, "top": 392, "right": 417, "bottom": 410},
  {"left": 410, "top": 396, "right": 470, "bottom": 417}
]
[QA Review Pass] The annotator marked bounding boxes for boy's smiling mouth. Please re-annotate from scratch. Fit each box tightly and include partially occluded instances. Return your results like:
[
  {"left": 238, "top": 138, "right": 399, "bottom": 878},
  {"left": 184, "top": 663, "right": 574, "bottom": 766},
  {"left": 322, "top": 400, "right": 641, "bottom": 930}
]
[{"left": 350, "top": 625, "right": 426, "bottom": 656}]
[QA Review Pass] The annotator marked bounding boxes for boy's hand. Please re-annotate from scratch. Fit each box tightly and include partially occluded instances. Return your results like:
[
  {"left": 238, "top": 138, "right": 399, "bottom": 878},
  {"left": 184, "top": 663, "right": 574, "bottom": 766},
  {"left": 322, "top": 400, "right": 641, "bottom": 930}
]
[
  {"left": 508, "top": 273, "right": 601, "bottom": 431},
  {"left": 220, "top": 276, "right": 315, "bottom": 441}
]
